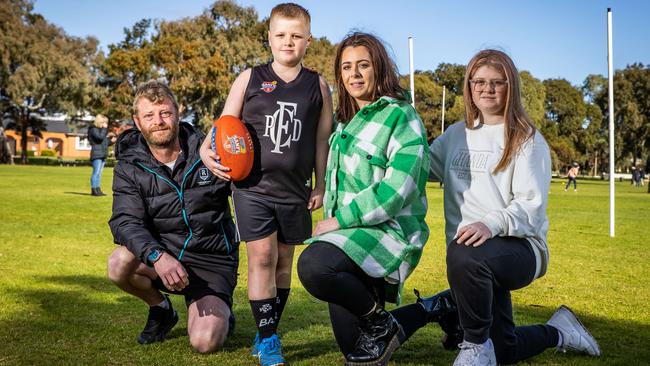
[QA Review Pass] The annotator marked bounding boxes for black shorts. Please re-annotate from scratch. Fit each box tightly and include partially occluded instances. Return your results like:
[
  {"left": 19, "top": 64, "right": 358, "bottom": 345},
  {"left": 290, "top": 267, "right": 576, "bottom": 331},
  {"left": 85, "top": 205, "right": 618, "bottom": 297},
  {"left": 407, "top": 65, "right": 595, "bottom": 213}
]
[
  {"left": 152, "top": 249, "right": 238, "bottom": 308},
  {"left": 231, "top": 190, "right": 311, "bottom": 244}
]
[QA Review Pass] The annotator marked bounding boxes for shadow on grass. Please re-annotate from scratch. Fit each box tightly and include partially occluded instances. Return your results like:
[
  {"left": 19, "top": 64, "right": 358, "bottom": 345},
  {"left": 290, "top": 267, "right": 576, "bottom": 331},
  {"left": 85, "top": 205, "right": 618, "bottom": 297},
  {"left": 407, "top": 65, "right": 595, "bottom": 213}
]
[
  {"left": 1, "top": 275, "right": 648, "bottom": 365},
  {"left": 63, "top": 191, "right": 93, "bottom": 196}
]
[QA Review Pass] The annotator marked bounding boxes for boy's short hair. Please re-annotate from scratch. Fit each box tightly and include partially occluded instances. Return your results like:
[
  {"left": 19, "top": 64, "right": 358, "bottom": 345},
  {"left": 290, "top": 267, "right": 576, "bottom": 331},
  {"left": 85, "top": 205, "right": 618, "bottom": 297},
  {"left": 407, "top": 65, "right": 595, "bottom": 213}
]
[
  {"left": 270, "top": 3, "right": 311, "bottom": 29},
  {"left": 132, "top": 80, "right": 179, "bottom": 115}
]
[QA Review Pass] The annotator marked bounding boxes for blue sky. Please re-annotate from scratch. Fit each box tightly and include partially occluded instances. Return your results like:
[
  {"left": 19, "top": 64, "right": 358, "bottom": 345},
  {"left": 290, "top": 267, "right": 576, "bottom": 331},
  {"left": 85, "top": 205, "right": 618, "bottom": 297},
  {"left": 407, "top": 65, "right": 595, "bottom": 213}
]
[{"left": 33, "top": 0, "right": 649, "bottom": 86}]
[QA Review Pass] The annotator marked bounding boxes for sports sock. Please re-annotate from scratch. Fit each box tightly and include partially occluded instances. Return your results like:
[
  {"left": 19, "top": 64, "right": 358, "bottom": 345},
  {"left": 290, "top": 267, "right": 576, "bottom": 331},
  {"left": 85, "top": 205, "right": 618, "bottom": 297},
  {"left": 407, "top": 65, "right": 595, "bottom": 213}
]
[
  {"left": 153, "top": 296, "right": 170, "bottom": 309},
  {"left": 250, "top": 298, "right": 278, "bottom": 339},
  {"left": 275, "top": 288, "right": 291, "bottom": 325},
  {"left": 391, "top": 303, "right": 428, "bottom": 342}
]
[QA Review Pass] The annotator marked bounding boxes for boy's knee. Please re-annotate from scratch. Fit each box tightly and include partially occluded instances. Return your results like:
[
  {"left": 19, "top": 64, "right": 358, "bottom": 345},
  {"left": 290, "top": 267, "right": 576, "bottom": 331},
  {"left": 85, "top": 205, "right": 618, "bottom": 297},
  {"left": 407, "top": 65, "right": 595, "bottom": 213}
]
[{"left": 107, "top": 246, "right": 137, "bottom": 284}]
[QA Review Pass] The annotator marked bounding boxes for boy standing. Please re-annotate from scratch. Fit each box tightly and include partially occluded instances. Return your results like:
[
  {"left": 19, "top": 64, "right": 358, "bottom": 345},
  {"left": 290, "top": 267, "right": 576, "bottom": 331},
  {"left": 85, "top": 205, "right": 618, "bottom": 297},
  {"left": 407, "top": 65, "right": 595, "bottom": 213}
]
[{"left": 201, "top": 3, "right": 333, "bottom": 366}]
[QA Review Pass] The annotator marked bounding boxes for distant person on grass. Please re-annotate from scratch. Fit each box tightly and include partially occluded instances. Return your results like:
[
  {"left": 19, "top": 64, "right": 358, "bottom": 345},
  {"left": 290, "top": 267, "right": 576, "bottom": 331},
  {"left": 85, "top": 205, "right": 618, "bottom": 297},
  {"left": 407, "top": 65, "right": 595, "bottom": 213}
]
[
  {"left": 429, "top": 49, "right": 600, "bottom": 365},
  {"left": 107, "top": 80, "right": 239, "bottom": 353},
  {"left": 565, "top": 162, "right": 579, "bottom": 192},
  {"left": 88, "top": 114, "right": 112, "bottom": 196}
]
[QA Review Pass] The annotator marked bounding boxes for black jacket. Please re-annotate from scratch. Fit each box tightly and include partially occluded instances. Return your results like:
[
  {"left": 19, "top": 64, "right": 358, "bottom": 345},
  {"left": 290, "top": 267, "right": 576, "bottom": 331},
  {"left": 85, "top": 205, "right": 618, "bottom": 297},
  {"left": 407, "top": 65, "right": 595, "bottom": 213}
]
[
  {"left": 88, "top": 125, "right": 109, "bottom": 160},
  {"left": 108, "top": 122, "right": 238, "bottom": 265}
]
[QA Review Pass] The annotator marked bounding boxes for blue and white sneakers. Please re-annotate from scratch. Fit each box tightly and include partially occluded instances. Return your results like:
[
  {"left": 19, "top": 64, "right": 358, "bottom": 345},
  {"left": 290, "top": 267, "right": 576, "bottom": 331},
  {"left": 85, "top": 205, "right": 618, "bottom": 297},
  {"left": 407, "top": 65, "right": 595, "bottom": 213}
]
[
  {"left": 251, "top": 332, "right": 260, "bottom": 357},
  {"left": 257, "top": 334, "right": 285, "bottom": 366},
  {"left": 547, "top": 305, "right": 601, "bottom": 356}
]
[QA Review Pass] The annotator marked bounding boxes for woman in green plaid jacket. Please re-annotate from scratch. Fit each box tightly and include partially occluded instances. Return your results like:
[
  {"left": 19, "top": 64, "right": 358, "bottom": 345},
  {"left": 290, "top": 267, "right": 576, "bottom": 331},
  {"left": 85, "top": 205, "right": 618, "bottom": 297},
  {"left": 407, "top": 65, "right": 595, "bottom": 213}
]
[{"left": 297, "top": 32, "right": 457, "bottom": 366}]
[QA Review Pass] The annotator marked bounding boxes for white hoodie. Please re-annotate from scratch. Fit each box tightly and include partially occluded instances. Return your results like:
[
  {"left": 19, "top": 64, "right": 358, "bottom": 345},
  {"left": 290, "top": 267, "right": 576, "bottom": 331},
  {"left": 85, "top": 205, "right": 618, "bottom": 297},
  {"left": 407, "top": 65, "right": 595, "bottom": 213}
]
[{"left": 429, "top": 121, "right": 551, "bottom": 279}]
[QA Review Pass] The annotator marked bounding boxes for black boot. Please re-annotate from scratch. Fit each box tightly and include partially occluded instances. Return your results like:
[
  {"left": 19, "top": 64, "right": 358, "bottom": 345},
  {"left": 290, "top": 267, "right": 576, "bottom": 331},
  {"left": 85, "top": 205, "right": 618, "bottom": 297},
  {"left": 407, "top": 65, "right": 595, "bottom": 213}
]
[
  {"left": 91, "top": 187, "right": 106, "bottom": 196},
  {"left": 414, "top": 289, "right": 463, "bottom": 350},
  {"left": 137, "top": 294, "right": 179, "bottom": 344},
  {"left": 345, "top": 307, "right": 405, "bottom": 366}
]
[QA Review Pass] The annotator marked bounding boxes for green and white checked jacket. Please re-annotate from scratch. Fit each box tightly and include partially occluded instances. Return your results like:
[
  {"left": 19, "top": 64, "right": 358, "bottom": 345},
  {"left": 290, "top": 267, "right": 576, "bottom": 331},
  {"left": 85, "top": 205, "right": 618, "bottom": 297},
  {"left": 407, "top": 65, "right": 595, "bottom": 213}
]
[{"left": 306, "top": 96, "right": 430, "bottom": 304}]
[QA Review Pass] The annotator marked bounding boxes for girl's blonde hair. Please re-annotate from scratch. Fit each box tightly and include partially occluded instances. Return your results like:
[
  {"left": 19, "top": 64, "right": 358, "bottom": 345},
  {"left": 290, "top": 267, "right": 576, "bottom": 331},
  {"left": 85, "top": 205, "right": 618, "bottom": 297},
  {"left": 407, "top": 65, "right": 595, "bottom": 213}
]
[{"left": 463, "top": 49, "right": 536, "bottom": 173}]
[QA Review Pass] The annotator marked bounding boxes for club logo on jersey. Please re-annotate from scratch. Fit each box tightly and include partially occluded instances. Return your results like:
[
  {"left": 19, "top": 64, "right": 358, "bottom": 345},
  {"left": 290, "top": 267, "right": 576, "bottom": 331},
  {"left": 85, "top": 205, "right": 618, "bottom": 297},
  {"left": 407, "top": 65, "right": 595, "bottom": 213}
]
[
  {"left": 223, "top": 135, "right": 248, "bottom": 154},
  {"left": 264, "top": 101, "right": 302, "bottom": 154},
  {"left": 261, "top": 81, "right": 277, "bottom": 93}
]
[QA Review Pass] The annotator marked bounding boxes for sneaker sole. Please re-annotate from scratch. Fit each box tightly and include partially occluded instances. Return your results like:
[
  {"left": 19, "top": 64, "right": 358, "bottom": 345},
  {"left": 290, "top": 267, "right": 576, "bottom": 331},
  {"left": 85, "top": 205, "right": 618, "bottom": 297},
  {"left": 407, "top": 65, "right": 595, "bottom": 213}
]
[
  {"left": 556, "top": 305, "right": 601, "bottom": 357},
  {"left": 344, "top": 325, "right": 405, "bottom": 366}
]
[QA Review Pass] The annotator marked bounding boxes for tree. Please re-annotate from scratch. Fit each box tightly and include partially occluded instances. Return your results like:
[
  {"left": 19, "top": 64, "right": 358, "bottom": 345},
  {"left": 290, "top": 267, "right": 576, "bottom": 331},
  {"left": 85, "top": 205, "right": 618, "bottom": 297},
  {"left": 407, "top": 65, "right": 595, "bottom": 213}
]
[
  {"left": 101, "top": 0, "right": 271, "bottom": 130},
  {"left": 1, "top": 0, "right": 102, "bottom": 163}
]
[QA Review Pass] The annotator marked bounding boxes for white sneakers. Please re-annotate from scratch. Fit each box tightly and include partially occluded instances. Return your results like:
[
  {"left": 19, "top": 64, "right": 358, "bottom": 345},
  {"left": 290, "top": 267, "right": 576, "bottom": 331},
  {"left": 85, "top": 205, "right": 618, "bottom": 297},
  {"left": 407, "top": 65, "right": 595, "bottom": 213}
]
[
  {"left": 547, "top": 305, "right": 601, "bottom": 356},
  {"left": 453, "top": 339, "right": 496, "bottom": 366}
]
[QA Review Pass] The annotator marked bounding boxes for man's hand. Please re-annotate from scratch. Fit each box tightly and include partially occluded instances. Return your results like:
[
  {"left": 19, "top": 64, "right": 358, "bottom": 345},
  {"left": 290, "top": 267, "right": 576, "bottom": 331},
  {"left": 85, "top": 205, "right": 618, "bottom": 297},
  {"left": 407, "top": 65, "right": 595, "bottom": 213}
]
[
  {"left": 307, "top": 186, "right": 325, "bottom": 211},
  {"left": 313, "top": 217, "right": 340, "bottom": 236},
  {"left": 153, "top": 253, "right": 189, "bottom": 292},
  {"left": 199, "top": 129, "right": 232, "bottom": 181},
  {"left": 455, "top": 222, "right": 492, "bottom": 247}
]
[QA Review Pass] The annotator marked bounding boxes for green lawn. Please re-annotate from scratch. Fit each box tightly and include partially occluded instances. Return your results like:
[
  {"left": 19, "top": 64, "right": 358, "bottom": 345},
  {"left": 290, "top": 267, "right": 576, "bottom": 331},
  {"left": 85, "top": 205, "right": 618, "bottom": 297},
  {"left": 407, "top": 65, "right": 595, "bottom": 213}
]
[{"left": 0, "top": 165, "right": 649, "bottom": 365}]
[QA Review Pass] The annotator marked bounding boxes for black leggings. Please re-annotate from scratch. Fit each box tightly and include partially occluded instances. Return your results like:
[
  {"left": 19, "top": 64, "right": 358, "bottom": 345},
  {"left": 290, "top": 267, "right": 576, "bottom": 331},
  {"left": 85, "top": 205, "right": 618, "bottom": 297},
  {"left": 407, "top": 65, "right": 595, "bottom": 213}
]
[
  {"left": 298, "top": 242, "right": 428, "bottom": 355},
  {"left": 447, "top": 236, "right": 559, "bottom": 364}
]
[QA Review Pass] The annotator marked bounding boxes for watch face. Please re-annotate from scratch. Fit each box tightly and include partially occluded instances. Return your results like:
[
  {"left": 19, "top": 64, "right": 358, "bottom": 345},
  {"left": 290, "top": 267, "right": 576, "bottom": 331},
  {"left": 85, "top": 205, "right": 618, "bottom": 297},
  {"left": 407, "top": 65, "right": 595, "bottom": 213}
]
[{"left": 148, "top": 249, "right": 161, "bottom": 262}]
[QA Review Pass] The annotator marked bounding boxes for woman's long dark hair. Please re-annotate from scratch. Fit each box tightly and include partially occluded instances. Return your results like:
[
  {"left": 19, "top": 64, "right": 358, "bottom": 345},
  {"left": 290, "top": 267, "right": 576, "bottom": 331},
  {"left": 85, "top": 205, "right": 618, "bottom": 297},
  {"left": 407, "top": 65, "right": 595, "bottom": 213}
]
[{"left": 334, "top": 32, "right": 407, "bottom": 122}]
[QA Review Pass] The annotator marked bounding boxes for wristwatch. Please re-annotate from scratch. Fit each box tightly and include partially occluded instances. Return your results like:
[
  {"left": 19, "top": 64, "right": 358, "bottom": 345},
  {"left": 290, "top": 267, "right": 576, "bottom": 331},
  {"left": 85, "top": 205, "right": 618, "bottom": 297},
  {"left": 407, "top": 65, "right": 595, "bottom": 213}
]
[{"left": 147, "top": 248, "right": 164, "bottom": 265}]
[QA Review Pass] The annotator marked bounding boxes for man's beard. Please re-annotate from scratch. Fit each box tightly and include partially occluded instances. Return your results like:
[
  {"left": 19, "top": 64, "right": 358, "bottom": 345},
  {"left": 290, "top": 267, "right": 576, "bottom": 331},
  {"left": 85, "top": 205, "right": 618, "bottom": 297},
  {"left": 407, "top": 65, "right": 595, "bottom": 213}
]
[{"left": 142, "top": 122, "right": 179, "bottom": 148}]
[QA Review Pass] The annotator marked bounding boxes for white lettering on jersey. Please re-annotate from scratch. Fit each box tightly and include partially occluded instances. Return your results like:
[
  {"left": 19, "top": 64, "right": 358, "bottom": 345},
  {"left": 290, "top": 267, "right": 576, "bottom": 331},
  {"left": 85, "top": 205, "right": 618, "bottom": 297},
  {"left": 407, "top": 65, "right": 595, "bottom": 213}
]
[{"left": 264, "top": 101, "right": 302, "bottom": 154}]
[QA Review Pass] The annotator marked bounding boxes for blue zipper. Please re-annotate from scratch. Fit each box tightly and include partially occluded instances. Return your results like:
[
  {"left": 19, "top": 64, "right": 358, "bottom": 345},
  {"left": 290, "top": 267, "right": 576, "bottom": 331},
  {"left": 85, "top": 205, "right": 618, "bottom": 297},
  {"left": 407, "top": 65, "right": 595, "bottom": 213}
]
[{"left": 137, "top": 158, "right": 202, "bottom": 260}]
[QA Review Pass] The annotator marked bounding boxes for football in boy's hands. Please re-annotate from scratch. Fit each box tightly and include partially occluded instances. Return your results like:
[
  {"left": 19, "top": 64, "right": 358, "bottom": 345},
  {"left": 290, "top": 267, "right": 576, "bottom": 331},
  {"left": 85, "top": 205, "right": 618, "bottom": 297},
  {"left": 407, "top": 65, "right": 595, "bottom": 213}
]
[{"left": 211, "top": 115, "right": 254, "bottom": 181}]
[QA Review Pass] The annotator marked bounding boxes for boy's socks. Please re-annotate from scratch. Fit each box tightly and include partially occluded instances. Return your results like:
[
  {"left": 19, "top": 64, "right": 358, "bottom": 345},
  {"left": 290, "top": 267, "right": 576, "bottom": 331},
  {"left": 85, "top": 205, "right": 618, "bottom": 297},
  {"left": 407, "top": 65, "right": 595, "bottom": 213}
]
[
  {"left": 275, "top": 288, "right": 291, "bottom": 324},
  {"left": 250, "top": 298, "right": 278, "bottom": 339}
]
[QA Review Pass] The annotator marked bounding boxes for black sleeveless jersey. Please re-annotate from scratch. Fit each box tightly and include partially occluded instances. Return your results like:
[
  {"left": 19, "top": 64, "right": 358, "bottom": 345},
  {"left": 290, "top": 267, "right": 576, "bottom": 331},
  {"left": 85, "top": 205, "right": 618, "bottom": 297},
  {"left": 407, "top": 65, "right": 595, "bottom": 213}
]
[{"left": 235, "top": 63, "right": 323, "bottom": 204}]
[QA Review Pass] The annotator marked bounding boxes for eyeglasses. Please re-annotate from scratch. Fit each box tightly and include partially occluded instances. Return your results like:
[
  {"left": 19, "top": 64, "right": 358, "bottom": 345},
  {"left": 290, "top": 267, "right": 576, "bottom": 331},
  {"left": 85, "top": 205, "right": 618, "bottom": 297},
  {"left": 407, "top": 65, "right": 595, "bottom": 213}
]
[
  {"left": 141, "top": 110, "right": 175, "bottom": 122},
  {"left": 469, "top": 79, "right": 508, "bottom": 92}
]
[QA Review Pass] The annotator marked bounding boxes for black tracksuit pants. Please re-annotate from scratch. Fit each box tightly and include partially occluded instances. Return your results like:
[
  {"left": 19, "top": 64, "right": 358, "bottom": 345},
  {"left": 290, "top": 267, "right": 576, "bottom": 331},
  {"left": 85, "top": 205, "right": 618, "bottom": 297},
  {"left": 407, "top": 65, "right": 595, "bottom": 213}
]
[
  {"left": 447, "top": 236, "right": 559, "bottom": 364},
  {"left": 298, "top": 242, "right": 429, "bottom": 356}
]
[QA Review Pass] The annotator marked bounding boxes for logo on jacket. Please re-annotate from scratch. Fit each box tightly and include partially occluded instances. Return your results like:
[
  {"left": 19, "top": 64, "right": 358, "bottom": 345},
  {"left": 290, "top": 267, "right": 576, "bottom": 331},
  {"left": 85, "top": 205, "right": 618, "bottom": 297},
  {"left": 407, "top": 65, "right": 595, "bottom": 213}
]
[
  {"left": 224, "top": 135, "right": 248, "bottom": 154},
  {"left": 199, "top": 168, "right": 210, "bottom": 181},
  {"left": 264, "top": 101, "right": 302, "bottom": 154},
  {"left": 261, "top": 81, "right": 277, "bottom": 93}
]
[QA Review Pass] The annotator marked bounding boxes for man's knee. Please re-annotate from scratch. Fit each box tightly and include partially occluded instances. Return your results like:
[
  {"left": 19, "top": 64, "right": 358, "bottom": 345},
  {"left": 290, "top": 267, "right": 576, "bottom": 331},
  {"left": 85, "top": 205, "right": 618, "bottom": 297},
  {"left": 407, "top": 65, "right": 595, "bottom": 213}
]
[
  {"left": 107, "top": 246, "right": 138, "bottom": 284},
  {"left": 189, "top": 317, "right": 228, "bottom": 353},
  {"left": 189, "top": 328, "right": 226, "bottom": 354}
]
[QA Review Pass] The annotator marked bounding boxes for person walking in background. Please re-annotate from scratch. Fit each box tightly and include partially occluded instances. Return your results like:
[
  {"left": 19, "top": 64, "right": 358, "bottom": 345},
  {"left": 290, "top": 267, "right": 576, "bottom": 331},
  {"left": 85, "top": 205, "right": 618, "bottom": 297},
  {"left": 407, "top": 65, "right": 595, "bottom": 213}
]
[
  {"left": 88, "top": 114, "right": 111, "bottom": 196},
  {"left": 565, "top": 162, "right": 579, "bottom": 192},
  {"left": 0, "top": 127, "right": 14, "bottom": 164},
  {"left": 429, "top": 49, "right": 600, "bottom": 365}
]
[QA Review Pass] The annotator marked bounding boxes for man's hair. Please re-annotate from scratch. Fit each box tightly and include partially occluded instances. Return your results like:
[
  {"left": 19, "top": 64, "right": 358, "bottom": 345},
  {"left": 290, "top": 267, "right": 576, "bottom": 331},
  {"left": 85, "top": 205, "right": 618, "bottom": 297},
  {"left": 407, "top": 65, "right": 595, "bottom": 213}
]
[
  {"left": 132, "top": 80, "right": 179, "bottom": 115},
  {"left": 270, "top": 3, "right": 311, "bottom": 28}
]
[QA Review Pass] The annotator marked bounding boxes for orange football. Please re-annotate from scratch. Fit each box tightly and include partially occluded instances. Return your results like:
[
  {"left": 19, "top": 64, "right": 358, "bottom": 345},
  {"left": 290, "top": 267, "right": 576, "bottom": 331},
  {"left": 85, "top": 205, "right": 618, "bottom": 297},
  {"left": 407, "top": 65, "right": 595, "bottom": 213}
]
[{"left": 211, "top": 115, "right": 254, "bottom": 181}]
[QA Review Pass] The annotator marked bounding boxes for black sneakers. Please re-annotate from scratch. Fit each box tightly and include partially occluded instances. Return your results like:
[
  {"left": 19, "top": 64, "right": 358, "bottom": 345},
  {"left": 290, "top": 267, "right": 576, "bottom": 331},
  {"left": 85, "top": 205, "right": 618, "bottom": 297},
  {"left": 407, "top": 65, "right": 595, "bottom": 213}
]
[
  {"left": 137, "top": 295, "right": 179, "bottom": 345},
  {"left": 345, "top": 307, "right": 405, "bottom": 366},
  {"left": 415, "top": 288, "right": 463, "bottom": 350}
]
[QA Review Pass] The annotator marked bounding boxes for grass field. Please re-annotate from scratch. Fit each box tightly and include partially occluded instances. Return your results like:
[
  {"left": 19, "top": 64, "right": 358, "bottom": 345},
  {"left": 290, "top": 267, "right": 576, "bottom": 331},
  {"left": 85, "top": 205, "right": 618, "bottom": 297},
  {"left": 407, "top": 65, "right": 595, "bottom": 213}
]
[{"left": 0, "top": 165, "right": 649, "bottom": 365}]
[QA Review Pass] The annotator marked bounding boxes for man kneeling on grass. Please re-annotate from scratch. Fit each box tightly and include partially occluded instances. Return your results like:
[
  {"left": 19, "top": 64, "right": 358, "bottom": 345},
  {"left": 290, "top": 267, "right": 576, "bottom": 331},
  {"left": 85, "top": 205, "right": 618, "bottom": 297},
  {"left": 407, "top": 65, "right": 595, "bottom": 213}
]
[{"left": 107, "top": 80, "right": 239, "bottom": 353}]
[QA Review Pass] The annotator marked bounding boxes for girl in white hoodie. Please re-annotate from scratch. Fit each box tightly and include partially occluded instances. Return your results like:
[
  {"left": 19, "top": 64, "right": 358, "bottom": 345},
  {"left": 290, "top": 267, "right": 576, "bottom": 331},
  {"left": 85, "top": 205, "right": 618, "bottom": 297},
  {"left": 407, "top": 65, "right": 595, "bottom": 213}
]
[{"left": 429, "top": 49, "right": 600, "bottom": 366}]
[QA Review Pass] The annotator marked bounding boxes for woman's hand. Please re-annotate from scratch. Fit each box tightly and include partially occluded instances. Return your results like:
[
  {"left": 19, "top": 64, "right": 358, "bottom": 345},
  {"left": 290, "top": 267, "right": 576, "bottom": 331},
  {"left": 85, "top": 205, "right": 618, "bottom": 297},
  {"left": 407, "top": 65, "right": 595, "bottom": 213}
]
[
  {"left": 313, "top": 217, "right": 340, "bottom": 236},
  {"left": 199, "top": 128, "right": 231, "bottom": 181},
  {"left": 455, "top": 222, "right": 492, "bottom": 247},
  {"left": 307, "top": 186, "right": 325, "bottom": 211}
]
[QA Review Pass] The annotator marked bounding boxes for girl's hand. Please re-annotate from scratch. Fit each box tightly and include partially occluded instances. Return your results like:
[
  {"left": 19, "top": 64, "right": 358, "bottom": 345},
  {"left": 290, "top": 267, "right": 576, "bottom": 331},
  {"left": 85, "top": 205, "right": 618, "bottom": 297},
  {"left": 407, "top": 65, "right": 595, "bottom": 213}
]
[{"left": 455, "top": 222, "right": 492, "bottom": 247}]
